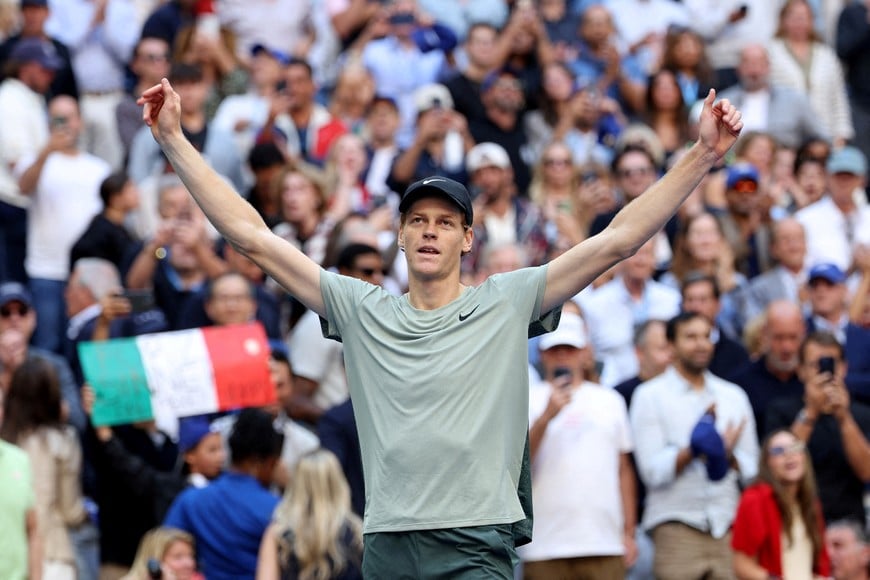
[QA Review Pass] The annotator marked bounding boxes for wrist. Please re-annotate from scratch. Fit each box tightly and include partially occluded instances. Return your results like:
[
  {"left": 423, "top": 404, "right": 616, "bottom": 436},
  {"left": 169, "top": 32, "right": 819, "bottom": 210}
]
[{"left": 797, "top": 407, "right": 818, "bottom": 426}]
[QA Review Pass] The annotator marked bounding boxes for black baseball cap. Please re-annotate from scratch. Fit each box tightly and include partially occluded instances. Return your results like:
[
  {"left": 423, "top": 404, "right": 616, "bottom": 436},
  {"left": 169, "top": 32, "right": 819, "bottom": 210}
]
[{"left": 399, "top": 177, "right": 473, "bottom": 226}]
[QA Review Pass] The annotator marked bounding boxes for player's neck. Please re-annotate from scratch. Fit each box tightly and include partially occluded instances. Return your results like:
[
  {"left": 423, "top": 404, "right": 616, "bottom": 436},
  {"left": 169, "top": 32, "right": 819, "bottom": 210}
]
[{"left": 406, "top": 275, "right": 465, "bottom": 310}]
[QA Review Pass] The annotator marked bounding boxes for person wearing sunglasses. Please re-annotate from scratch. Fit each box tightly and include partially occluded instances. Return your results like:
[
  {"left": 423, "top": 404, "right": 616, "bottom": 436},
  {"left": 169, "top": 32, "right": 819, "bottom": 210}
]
[{"left": 731, "top": 429, "right": 831, "bottom": 579}]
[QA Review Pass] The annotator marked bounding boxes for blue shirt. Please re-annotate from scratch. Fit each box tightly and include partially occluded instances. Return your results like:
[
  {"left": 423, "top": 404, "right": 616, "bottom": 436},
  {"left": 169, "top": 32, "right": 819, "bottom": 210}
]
[{"left": 164, "top": 472, "right": 279, "bottom": 580}]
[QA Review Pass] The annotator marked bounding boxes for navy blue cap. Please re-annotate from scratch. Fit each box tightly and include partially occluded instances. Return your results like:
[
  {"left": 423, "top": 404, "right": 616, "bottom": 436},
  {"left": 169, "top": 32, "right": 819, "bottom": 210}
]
[
  {"left": 808, "top": 263, "right": 846, "bottom": 285},
  {"left": 177, "top": 415, "right": 218, "bottom": 454},
  {"left": 250, "top": 43, "right": 291, "bottom": 66},
  {"left": 9, "top": 37, "right": 62, "bottom": 70},
  {"left": 399, "top": 177, "right": 473, "bottom": 226},
  {"left": 0, "top": 281, "right": 33, "bottom": 307}
]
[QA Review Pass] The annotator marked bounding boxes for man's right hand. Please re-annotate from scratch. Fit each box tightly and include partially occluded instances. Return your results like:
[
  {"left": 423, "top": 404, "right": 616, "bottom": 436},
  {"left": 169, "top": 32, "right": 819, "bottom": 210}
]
[
  {"left": 138, "top": 78, "right": 183, "bottom": 143},
  {"left": 804, "top": 369, "right": 833, "bottom": 415}
]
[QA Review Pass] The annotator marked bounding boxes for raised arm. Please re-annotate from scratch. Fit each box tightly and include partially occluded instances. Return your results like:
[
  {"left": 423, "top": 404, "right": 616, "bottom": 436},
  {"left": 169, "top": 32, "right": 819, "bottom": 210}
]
[
  {"left": 542, "top": 90, "right": 742, "bottom": 312},
  {"left": 138, "top": 79, "right": 326, "bottom": 316}
]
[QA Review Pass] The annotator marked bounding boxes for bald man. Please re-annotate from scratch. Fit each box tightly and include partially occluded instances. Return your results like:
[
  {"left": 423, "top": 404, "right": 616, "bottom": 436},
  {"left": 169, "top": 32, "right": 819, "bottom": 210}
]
[{"left": 729, "top": 300, "right": 806, "bottom": 438}]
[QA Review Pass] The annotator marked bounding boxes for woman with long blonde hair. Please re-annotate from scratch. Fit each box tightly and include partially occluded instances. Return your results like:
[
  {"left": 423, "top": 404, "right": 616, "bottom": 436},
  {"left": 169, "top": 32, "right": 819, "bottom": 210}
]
[
  {"left": 731, "top": 429, "right": 830, "bottom": 579},
  {"left": 123, "top": 527, "right": 201, "bottom": 580},
  {"left": 257, "top": 450, "right": 363, "bottom": 580}
]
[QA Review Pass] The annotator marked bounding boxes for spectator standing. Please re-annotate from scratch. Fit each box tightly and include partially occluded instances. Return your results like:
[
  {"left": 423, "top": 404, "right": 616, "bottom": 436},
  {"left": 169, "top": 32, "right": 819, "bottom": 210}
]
[
  {"left": 121, "top": 527, "right": 201, "bottom": 580},
  {"left": 630, "top": 311, "right": 759, "bottom": 580},
  {"left": 0, "top": 37, "right": 61, "bottom": 283},
  {"left": 117, "top": 37, "right": 172, "bottom": 160},
  {"left": 582, "top": 239, "right": 681, "bottom": 386},
  {"left": 521, "top": 312, "right": 637, "bottom": 579},
  {"left": 766, "top": 332, "right": 870, "bottom": 524},
  {"left": 795, "top": 147, "right": 870, "bottom": 274},
  {"left": 444, "top": 22, "right": 500, "bottom": 123},
  {"left": 0, "top": 282, "right": 85, "bottom": 432},
  {"left": 768, "top": 0, "right": 853, "bottom": 147},
  {"left": 1, "top": 358, "right": 88, "bottom": 580},
  {"left": 0, "top": 414, "right": 42, "bottom": 580},
  {"left": 731, "top": 428, "right": 831, "bottom": 579},
  {"left": 69, "top": 171, "right": 141, "bottom": 276},
  {"left": 730, "top": 301, "right": 807, "bottom": 441},
  {"left": 164, "top": 408, "right": 283, "bottom": 580},
  {"left": 256, "top": 449, "right": 364, "bottom": 580},
  {"left": 16, "top": 95, "right": 111, "bottom": 354},
  {"left": 836, "top": 0, "right": 870, "bottom": 171},
  {"left": 0, "top": 0, "right": 78, "bottom": 99},
  {"left": 45, "top": 0, "right": 139, "bottom": 169},
  {"left": 718, "top": 43, "right": 828, "bottom": 150}
]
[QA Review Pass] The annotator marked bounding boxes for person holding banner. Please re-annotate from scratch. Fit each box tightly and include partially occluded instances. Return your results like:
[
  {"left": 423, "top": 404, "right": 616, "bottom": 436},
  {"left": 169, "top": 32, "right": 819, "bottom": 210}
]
[{"left": 139, "top": 78, "right": 744, "bottom": 577}]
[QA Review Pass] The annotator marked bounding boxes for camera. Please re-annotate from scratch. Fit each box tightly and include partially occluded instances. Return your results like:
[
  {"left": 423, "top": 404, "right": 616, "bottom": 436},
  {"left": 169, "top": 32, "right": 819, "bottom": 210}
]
[{"left": 121, "top": 290, "right": 156, "bottom": 313}]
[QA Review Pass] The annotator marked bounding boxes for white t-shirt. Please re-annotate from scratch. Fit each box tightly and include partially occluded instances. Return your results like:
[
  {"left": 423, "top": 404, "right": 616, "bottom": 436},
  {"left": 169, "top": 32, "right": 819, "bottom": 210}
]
[
  {"left": 17, "top": 151, "right": 110, "bottom": 280},
  {"left": 520, "top": 381, "right": 633, "bottom": 561},
  {"left": 288, "top": 308, "right": 349, "bottom": 410}
]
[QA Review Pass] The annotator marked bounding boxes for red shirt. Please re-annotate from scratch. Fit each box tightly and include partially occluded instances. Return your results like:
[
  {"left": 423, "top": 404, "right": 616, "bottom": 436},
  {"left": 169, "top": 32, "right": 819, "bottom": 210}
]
[{"left": 731, "top": 483, "right": 831, "bottom": 577}]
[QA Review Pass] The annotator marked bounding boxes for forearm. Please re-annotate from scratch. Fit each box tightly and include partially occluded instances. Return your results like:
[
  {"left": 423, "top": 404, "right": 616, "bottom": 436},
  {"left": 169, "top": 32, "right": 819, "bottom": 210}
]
[
  {"left": 848, "top": 274, "right": 868, "bottom": 322},
  {"left": 17, "top": 149, "right": 50, "bottom": 194},
  {"left": 390, "top": 142, "right": 426, "bottom": 184},
  {"left": 838, "top": 413, "right": 870, "bottom": 481},
  {"left": 194, "top": 242, "right": 229, "bottom": 279},
  {"left": 790, "top": 407, "right": 817, "bottom": 443},
  {"left": 125, "top": 241, "right": 161, "bottom": 289},
  {"left": 674, "top": 446, "right": 693, "bottom": 475},
  {"left": 288, "top": 394, "right": 325, "bottom": 424},
  {"left": 27, "top": 510, "right": 43, "bottom": 580},
  {"left": 619, "top": 455, "right": 637, "bottom": 537},
  {"left": 733, "top": 551, "right": 770, "bottom": 580}
]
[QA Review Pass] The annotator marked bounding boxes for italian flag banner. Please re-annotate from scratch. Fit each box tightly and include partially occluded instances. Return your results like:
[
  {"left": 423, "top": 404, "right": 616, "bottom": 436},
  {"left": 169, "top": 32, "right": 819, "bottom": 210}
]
[{"left": 79, "top": 322, "right": 275, "bottom": 427}]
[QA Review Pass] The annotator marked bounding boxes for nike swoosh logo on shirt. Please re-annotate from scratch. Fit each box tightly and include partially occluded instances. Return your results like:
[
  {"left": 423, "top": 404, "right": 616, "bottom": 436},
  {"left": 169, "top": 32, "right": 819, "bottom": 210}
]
[{"left": 458, "top": 305, "right": 480, "bottom": 322}]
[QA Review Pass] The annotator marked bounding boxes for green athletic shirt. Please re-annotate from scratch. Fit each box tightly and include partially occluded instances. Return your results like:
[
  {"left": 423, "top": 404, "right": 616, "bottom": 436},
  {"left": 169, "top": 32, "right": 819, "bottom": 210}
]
[{"left": 320, "top": 265, "right": 557, "bottom": 534}]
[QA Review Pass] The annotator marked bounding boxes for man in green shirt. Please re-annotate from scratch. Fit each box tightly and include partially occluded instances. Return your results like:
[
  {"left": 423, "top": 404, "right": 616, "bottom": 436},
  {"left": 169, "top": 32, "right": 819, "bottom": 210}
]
[
  {"left": 138, "top": 80, "right": 744, "bottom": 577},
  {"left": 0, "top": 438, "right": 41, "bottom": 580}
]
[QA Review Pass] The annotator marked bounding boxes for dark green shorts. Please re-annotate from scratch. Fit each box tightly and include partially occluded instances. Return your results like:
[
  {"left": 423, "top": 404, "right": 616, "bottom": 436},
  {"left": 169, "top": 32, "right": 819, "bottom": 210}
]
[{"left": 362, "top": 524, "right": 518, "bottom": 579}]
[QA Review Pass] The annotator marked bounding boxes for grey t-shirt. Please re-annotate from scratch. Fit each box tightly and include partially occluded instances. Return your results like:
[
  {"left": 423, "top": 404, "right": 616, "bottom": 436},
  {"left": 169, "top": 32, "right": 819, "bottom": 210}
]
[{"left": 320, "top": 265, "right": 555, "bottom": 533}]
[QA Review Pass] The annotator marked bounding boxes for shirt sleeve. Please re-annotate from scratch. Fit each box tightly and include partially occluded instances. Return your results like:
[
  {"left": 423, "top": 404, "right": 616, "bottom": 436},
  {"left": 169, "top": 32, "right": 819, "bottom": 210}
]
[
  {"left": 731, "top": 487, "right": 769, "bottom": 557},
  {"left": 630, "top": 385, "right": 680, "bottom": 488}
]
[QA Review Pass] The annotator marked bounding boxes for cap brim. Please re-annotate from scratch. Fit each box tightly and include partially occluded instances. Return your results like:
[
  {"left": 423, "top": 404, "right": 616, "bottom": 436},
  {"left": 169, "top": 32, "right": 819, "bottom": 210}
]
[{"left": 399, "top": 185, "right": 472, "bottom": 225}]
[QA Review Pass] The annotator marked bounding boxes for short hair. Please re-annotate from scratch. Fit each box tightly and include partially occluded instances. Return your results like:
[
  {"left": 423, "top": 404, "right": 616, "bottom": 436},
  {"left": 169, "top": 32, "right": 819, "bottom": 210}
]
[
  {"left": 72, "top": 258, "right": 121, "bottom": 300},
  {"left": 228, "top": 408, "right": 284, "bottom": 464},
  {"left": 826, "top": 519, "right": 869, "bottom": 544},
  {"left": 286, "top": 56, "right": 313, "bottom": 78},
  {"left": 681, "top": 271, "right": 721, "bottom": 300},
  {"left": 611, "top": 142, "right": 657, "bottom": 174},
  {"left": 634, "top": 319, "right": 666, "bottom": 347},
  {"left": 799, "top": 331, "right": 844, "bottom": 364},
  {"left": 665, "top": 311, "right": 707, "bottom": 343},
  {"left": 99, "top": 171, "right": 130, "bottom": 207},
  {"left": 336, "top": 243, "right": 381, "bottom": 272},
  {"left": 247, "top": 142, "right": 285, "bottom": 171},
  {"left": 204, "top": 272, "right": 255, "bottom": 302}
]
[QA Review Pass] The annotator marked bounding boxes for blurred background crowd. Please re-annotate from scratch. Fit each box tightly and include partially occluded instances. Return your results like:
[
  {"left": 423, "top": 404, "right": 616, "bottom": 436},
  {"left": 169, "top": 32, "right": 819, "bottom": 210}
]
[{"left": 0, "top": 0, "right": 869, "bottom": 578}]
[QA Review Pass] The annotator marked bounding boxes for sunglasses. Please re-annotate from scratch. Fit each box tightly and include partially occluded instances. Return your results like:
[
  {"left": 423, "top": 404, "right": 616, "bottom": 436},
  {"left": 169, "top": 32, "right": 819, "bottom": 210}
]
[
  {"left": 731, "top": 180, "right": 758, "bottom": 194},
  {"left": 356, "top": 267, "right": 387, "bottom": 277},
  {"left": 768, "top": 441, "right": 805, "bottom": 457},
  {"left": 617, "top": 167, "right": 654, "bottom": 179},
  {"left": 543, "top": 157, "right": 571, "bottom": 167},
  {"left": 140, "top": 53, "right": 170, "bottom": 62},
  {"left": 0, "top": 304, "right": 30, "bottom": 318}
]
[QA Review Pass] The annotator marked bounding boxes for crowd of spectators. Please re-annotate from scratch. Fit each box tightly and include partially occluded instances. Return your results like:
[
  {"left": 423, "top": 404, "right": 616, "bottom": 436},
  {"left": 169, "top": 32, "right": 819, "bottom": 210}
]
[{"left": 0, "top": 0, "right": 869, "bottom": 578}]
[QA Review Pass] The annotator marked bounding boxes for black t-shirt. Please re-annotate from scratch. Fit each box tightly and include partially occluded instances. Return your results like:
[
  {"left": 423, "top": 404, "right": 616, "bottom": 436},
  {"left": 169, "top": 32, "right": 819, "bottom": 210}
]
[
  {"left": 766, "top": 398, "right": 870, "bottom": 524},
  {"left": 70, "top": 214, "right": 137, "bottom": 277}
]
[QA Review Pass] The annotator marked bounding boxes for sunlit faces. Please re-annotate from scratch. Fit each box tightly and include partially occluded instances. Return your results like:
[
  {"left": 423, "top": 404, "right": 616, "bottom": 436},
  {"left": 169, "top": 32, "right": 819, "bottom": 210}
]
[
  {"left": 269, "top": 357, "right": 294, "bottom": 414},
  {"left": 681, "top": 278, "right": 720, "bottom": 324},
  {"left": 826, "top": 524, "right": 870, "bottom": 580},
  {"left": 280, "top": 171, "right": 324, "bottom": 223},
  {"left": 204, "top": 274, "right": 256, "bottom": 327},
  {"left": 648, "top": 69, "right": 683, "bottom": 112},
  {"left": 614, "top": 150, "right": 657, "bottom": 200},
  {"left": 807, "top": 277, "right": 847, "bottom": 320},
  {"left": 541, "top": 62, "right": 574, "bottom": 102},
  {"left": 737, "top": 44, "right": 771, "bottom": 92},
  {"left": 398, "top": 197, "right": 472, "bottom": 280},
  {"left": 684, "top": 212, "right": 723, "bottom": 263},
  {"left": 161, "top": 539, "right": 197, "bottom": 580},
  {"left": 184, "top": 432, "right": 225, "bottom": 480},
  {"left": 0, "top": 300, "right": 35, "bottom": 337},
  {"left": 798, "top": 341, "right": 846, "bottom": 385},
  {"left": 765, "top": 430, "right": 806, "bottom": 486},
  {"left": 762, "top": 303, "right": 805, "bottom": 375},
  {"left": 779, "top": 0, "right": 815, "bottom": 41},
  {"left": 672, "top": 315, "right": 714, "bottom": 375},
  {"left": 770, "top": 219, "right": 806, "bottom": 272}
]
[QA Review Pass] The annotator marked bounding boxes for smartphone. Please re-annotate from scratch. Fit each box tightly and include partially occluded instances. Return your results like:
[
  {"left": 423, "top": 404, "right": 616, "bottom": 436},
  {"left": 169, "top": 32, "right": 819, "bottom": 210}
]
[
  {"left": 147, "top": 558, "right": 162, "bottom": 579},
  {"left": 122, "top": 290, "right": 156, "bottom": 313},
  {"left": 275, "top": 79, "right": 287, "bottom": 93},
  {"left": 738, "top": 4, "right": 748, "bottom": 16},
  {"left": 553, "top": 366, "right": 573, "bottom": 387},
  {"left": 817, "top": 356, "right": 835, "bottom": 375},
  {"left": 50, "top": 116, "right": 68, "bottom": 131}
]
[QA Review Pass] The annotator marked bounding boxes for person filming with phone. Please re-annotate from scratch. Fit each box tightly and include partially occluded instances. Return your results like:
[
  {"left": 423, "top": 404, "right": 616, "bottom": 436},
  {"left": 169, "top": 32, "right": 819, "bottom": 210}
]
[
  {"left": 522, "top": 307, "right": 638, "bottom": 579},
  {"left": 766, "top": 331, "right": 870, "bottom": 525}
]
